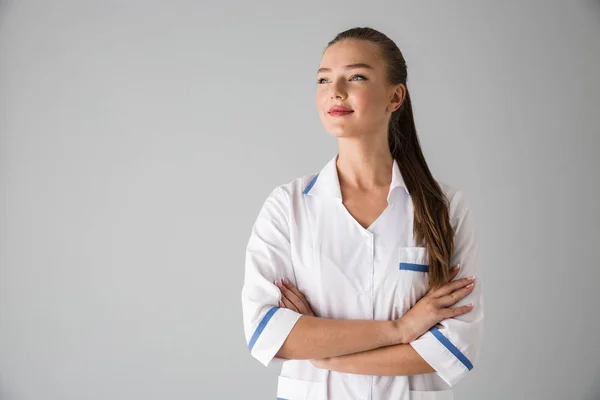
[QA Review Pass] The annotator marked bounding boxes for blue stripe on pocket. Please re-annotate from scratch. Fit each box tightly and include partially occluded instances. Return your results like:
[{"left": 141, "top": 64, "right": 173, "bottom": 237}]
[
  {"left": 430, "top": 327, "right": 473, "bottom": 370},
  {"left": 399, "top": 262, "right": 429, "bottom": 272},
  {"left": 248, "top": 306, "right": 279, "bottom": 352}
]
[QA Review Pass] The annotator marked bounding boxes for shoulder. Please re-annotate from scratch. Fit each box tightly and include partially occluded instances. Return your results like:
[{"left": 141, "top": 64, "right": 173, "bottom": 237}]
[
  {"left": 259, "top": 171, "right": 318, "bottom": 214},
  {"left": 270, "top": 171, "right": 318, "bottom": 201},
  {"left": 437, "top": 180, "right": 473, "bottom": 223}
]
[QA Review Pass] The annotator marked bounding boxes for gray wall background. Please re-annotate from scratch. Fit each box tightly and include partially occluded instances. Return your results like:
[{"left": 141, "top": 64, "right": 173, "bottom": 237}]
[{"left": 1, "top": 1, "right": 599, "bottom": 399}]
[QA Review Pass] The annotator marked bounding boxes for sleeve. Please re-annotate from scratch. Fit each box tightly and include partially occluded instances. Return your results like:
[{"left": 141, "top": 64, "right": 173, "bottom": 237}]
[
  {"left": 241, "top": 185, "right": 303, "bottom": 367},
  {"left": 409, "top": 189, "right": 484, "bottom": 386}
]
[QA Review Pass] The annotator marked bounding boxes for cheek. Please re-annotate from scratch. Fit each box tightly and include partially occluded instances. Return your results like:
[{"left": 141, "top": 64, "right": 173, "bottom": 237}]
[
  {"left": 354, "top": 89, "right": 383, "bottom": 116},
  {"left": 316, "top": 90, "right": 328, "bottom": 108}
]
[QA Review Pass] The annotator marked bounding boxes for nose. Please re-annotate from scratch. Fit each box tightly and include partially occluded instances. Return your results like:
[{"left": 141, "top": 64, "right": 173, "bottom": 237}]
[{"left": 330, "top": 80, "right": 347, "bottom": 100}]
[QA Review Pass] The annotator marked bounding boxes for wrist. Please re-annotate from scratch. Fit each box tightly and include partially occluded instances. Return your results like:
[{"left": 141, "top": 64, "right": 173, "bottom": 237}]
[{"left": 391, "top": 318, "right": 411, "bottom": 345}]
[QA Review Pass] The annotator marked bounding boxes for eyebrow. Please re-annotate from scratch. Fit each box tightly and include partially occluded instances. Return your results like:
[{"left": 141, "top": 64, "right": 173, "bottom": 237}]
[{"left": 317, "top": 63, "right": 374, "bottom": 74}]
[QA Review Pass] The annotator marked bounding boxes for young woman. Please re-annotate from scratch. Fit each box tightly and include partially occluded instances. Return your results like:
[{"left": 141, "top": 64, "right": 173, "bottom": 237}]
[{"left": 241, "top": 27, "right": 483, "bottom": 400}]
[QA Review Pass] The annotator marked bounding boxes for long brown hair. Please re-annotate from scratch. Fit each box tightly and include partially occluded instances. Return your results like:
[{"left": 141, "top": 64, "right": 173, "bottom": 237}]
[{"left": 326, "top": 27, "right": 454, "bottom": 289}]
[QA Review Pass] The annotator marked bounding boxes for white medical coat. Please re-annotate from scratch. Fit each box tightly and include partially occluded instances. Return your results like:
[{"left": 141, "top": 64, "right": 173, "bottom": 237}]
[{"left": 241, "top": 153, "right": 484, "bottom": 400}]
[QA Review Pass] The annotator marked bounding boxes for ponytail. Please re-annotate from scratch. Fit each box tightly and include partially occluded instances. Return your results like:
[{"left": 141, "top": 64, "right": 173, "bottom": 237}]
[{"left": 389, "top": 89, "right": 455, "bottom": 288}]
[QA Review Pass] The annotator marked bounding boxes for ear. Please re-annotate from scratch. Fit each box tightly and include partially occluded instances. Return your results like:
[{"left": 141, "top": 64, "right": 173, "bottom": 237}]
[{"left": 387, "top": 83, "right": 406, "bottom": 112}]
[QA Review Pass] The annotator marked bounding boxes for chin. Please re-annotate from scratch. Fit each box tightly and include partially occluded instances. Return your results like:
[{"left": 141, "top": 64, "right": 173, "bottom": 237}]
[{"left": 325, "top": 126, "right": 361, "bottom": 138}]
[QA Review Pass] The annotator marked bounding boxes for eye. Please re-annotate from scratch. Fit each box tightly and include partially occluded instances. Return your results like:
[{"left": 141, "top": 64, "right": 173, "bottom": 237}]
[{"left": 316, "top": 75, "right": 367, "bottom": 84}]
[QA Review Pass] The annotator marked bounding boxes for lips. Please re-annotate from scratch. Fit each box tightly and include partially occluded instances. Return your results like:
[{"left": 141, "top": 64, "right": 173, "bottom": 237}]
[
  {"left": 329, "top": 111, "right": 354, "bottom": 117},
  {"left": 328, "top": 105, "right": 354, "bottom": 113},
  {"left": 328, "top": 106, "right": 354, "bottom": 116}
]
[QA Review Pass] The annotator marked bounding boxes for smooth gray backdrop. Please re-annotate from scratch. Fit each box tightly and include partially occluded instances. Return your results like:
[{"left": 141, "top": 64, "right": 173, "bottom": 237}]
[{"left": 1, "top": 1, "right": 599, "bottom": 399}]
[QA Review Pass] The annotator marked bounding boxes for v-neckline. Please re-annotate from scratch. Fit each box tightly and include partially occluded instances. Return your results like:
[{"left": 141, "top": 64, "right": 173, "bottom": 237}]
[{"left": 340, "top": 200, "right": 392, "bottom": 234}]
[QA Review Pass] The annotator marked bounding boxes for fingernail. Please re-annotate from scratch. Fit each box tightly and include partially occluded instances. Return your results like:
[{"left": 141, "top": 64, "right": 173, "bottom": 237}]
[
  {"left": 468, "top": 275, "right": 475, "bottom": 280},
  {"left": 453, "top": 265, "right": 460, "bottom": 270},
  {"left": 466, "top": 283, "right": 474, "bottom": 288},
  {"left": 467, "top": 303, "right": 473, "bottom": 307},
  {"left": 283, "top": 278, "right": 289, "bottom": 284}
]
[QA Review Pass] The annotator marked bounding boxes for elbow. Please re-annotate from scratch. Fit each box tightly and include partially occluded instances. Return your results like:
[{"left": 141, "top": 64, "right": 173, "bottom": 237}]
[
  {"left": 439, "top": 344, "right": 482, "bottom": 387},
  {"left": 442, "top": 364, "right": 473, "bottom": 387},
  {"left": 244, "top": 307, "right": 303, "bottom": 367},
  {"left": 410, "top": 325, "right": 483, "bottom": 388}
]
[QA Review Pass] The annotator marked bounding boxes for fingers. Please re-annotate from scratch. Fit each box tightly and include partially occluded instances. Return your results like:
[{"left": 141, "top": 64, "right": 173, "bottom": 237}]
[
  {"left": 441, "top": 303, "right": 474, "bottom": 319},
  {"left": 282, "top": 278, "right": 313, "bottom": 313},
  {"left": 437, "top": 282, "right": 475, "bottom": 308},
  {"left": 275, "top": 279, "right": 307, "bottom": 313},
  {"left": 448, "top": 264, "right": 461, "bottom": 280},
  {"left": 282, "top": 279, "right": 312, "bottom": 311},
  {"left": 428, "top": 264, "right": 460, "bottom": 294},
  {"left": 279, "top": 293, "right": 298, "bottom": 312},
  {"left": 433, "top": 275, "right": 475, "bottom": 298}
]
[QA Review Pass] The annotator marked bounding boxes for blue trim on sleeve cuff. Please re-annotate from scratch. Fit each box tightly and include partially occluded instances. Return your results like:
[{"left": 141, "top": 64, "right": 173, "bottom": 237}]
[
  {"left": 399, "top": 262, "right": 429, "bottom": 272},
  {"left": 248, "top": 306, "right": 279, "bottom": 351},
  {"left": 429, "top": 327, "right": 473, "bottom": 370}
]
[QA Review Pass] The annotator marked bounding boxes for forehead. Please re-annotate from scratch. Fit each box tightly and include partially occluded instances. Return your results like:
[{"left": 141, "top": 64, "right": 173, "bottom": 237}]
[{"left": 319, "top": 39, "right": 384, "bottom": 70}]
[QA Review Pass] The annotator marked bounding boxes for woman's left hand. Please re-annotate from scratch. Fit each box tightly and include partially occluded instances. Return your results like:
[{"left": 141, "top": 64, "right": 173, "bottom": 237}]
[{"left": 275, "top": 278, "right": 316, "bottom": 317}]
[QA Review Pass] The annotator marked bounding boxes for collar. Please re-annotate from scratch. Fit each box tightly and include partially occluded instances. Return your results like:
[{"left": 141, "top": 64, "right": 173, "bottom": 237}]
[{"left": 303, "top": 153, "right": 408, "bottom": 204}]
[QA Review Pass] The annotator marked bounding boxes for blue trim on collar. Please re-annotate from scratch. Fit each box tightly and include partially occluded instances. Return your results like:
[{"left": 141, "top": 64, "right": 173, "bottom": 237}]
[{"left": 302, "top": 173, "right": 319, "bottom": 194}]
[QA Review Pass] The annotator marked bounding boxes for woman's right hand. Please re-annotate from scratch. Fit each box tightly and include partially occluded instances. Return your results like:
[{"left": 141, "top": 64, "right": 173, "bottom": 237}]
[{"left": 396, "top": 265, "right": 476, "bottom": 344}]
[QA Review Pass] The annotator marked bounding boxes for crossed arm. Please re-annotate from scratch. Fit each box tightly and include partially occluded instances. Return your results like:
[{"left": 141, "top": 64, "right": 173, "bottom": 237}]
[
  {"left": 280, "top": 313, "right": 436, "bottom": 376},
  {"left": 273, "top": 269, "right": 474, "bottom": 377}
]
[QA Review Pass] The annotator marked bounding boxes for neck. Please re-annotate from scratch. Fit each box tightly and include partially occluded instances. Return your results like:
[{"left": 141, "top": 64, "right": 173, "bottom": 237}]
[{"left": 336, "top": 136, "right": 394, "bottom": 191}]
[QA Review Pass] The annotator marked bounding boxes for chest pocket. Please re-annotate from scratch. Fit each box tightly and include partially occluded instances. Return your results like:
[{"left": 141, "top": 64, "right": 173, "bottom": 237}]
[{"left": 396, "top": 246, "right": 431, "bottom": 308}]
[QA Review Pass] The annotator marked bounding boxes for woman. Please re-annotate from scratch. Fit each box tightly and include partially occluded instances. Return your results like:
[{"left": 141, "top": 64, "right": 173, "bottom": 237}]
[{"left": 241, "top": 27, "right": 483, "bottom": 400}]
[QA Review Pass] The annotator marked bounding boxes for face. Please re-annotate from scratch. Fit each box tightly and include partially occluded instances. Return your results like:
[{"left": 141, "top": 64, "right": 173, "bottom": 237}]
[{"left": 316, "top": 39, "right": 405, "bottom": 139}]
